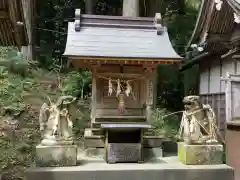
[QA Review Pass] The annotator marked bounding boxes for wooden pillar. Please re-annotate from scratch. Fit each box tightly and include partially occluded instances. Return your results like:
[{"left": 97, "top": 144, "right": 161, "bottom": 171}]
[
  {"left": 91, "top": 67, "right": 97, "bottom": 125},
  {"left": 147, "top": 0, "right": 163, "bottom": 17},
  {"left": 222, "top": 72, "right": 232, "bottom": 122},
  {"left": 152, "top": 69, "right": 158, "bottom": 109},
  {"left": 122, "top": 0, "right": 139, "bottom": 17},
  {"left": 21, "top": 0, "right": 33, "bottom": 61},
  {"left": 145, "top": 67, "right": 154, "bottom": 123}
]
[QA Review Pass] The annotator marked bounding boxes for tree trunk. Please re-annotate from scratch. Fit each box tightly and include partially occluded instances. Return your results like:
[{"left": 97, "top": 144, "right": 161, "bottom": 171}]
[
  {"left": 85, "top": 0, "right": 93, "bottom": 14},
  {"left": 148, "top": 0, "right": 163, "bottom": 17},
  {"left": 122, "top": 0, "right": 139, "bottom": 17}
]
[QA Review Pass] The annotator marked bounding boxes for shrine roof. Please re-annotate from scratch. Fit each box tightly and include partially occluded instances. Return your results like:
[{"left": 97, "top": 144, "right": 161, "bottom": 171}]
[{"left": 63, "top": 11, "right": 182, "bottom": 62}]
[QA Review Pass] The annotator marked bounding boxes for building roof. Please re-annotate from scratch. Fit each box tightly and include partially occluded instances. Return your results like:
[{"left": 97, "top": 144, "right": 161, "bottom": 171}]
[
  {"left": 63, "top": 11, "right": 182, "bottom": 63},
  {"left": 0, "top": 0, "right": 28, "bottom": 48},
  {"left": 187, "top": 0, "right": 234, "bottom": 52},
  {"left": 182, "top": 0, "right": 237, "bottom": 71},
  {"left": 226, "top": 0, "right": 240, "bottom": 14}
]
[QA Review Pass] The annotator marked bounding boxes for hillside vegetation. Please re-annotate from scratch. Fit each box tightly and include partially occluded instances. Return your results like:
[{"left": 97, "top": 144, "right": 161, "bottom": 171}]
[{"left": 0, "top": 47, "right": 90, "bottom": 179}]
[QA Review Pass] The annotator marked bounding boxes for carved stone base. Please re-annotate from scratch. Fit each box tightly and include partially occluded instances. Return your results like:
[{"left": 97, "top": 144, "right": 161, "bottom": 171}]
[
  {"left": 178, "top": 142, "right": 223, "bottom": 165},
  {"left": 36, "top": 144, "right": 77, "bottom": 167},
  {"left": 106, "top": 143, "right": 142, "bottom": 163}
]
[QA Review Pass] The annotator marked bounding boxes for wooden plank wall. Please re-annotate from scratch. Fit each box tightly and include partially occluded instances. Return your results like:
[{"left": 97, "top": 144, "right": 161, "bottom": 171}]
[
  {"left": 199, "top": 54, "right": 240, "bottom": 94},
  {"left": 199, "top": 53, "right": 240, "bottom": 135},
  {"left": 200, "top": 93, "right": 225, "bottom": 136}
]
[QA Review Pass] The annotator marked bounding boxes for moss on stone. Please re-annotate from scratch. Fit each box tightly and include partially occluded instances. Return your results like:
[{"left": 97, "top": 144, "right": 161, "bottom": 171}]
[
  {"left": 36, "top": 156, "right": 76, "bottom": 167},
  {"left": 178, "top": 142, "right": 223, "bottom": 165}
]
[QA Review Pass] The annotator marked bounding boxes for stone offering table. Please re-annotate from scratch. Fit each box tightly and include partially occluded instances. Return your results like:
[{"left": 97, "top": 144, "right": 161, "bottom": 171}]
[{"left": 101, "top": 123, "right": 151, "bottom": 163}]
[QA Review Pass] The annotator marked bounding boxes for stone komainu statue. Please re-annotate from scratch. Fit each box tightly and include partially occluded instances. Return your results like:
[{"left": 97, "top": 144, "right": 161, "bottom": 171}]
[
  {"left": 179, "top": 95, "right": 219, "bottom": 144},
  {"left": 39, "top": 96, "right": 76, "bottom": 144}
]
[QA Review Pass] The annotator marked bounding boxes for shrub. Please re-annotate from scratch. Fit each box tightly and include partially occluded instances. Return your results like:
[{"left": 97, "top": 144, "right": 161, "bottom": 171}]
[{"left": 150, "top": 108, "right": 181, "bottom": 141}]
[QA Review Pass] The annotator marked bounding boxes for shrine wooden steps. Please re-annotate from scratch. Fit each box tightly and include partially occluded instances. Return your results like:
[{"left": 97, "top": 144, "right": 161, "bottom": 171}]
[
  {"left": 85, "top": 127, "right": 155, "bottom": 136},
  {"left": 95, "top": 115, "right": 146, "bottom": 122},
  {"left": 92, "top": 121, "right": 149, "bottom": 128},
  {"left": 84, "top": 128, "right": 164, "bottom": 148}
]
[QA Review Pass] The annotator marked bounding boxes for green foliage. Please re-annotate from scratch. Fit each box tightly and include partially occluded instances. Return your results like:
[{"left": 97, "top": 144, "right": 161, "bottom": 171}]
[
  {"left": 157, "top": 64, "right": 183, "bottom": 111},
  {"left": 61, "top": 70, "right": 91, "bottom": 99},
  {"left": 150, "top": 108, "right": 180, "bottom": 141},
  {"left": 72, "top": 106, "right": 90, "bottom": 140},
  {"left": 0, "top": 47, "right": 29, "bottom": 117}
]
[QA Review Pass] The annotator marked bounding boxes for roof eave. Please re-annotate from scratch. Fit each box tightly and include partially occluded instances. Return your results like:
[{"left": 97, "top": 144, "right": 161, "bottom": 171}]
[
  {"left": 180, "top": 52, "right": 210, "bottom": 71},
  {"left": 65, "top": 55, "right": 182, "bottom": 61}
]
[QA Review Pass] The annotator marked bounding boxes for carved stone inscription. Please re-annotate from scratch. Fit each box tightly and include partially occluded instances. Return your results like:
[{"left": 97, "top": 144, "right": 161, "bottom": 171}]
[{"left": 107, "top": 143, "right": 141, "bottom": 162}]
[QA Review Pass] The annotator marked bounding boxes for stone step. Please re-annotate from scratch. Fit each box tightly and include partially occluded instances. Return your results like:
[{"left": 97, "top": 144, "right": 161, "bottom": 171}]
[
  {"left": 84, "top": 128, "right": 105, "bottom": 148},
  {"left": 143, "top": 129, "right": 156, "bottom": 136},
  {"left": 84, "top": 133, "right": 164, "bottom": 148},
  {"left": 95, "top": 115, "right": 146, "bottom": 123},
  {"left": 85, "top": 127, "right": 155, "bottom": 137},
  {"left": 84, "top": 135, "right": 105, "bottom": 148},
  {"left": 85, "top": 128, "right": 103, "bottom": 136}
]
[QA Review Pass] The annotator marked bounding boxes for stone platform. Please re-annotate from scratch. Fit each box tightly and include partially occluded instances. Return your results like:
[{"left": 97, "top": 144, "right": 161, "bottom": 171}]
[
  {"left": 178, "top": 142, "right": 223, "bottom": 165},
  {"left": 36, "top": 145, "right": 77, "bottom": 167},
  {"left": 26, "top": 156, "right": 234, "bottom": 180},
  {"left": 82, "top": 147, "right": 163, "bottom": 161}
]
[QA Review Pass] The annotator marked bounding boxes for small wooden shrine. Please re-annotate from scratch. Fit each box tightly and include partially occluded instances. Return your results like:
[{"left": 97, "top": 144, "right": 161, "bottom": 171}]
[{"left": 64, "top": 9, "right": 182, "bottom": 163}]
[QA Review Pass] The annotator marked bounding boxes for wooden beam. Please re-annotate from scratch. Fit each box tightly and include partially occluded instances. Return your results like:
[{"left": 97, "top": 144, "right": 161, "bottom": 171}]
[
  {"left": 0, "top": 10, "right": 8, "bottom": 19},
  {"left": 68, "top": 56, "right": 181, "bottom": 64},
  {"left": 207, "top": 30, "right": 240, "bottom": 44},
  {"left": 98, "top": 72, "right": 144, "bottom": 79},
  {"left": 207, "top": 33, "right": 232, "bottom": 43}
]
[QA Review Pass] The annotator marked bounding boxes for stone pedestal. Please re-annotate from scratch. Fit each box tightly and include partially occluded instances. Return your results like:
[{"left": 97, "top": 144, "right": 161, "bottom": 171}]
[
  {"left": 36, "top": 144, "right": 77, "bottom": 167},
  {"left": 178, "top": 142, "right": 223, "bottom": 165},
  {"left": 106, "top": 143, "right": 142, "bottom": 163}
]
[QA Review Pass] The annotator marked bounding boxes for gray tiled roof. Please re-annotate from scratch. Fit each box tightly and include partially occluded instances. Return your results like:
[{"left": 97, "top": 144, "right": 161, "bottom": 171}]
[{"left": 63, "top": 15, "right": 181, "bottom": 60}]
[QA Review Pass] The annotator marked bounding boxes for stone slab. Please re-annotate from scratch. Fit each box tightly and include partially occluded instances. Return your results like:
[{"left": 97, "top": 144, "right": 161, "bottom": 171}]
[
  {"left": 107, "top": 143, "right": 142, "bottom": 163},
  {"left": 178, "top": 142, "right": 223, "bottom": 165},
  {"left": 81, "top": 147, "right": 163, "bottom": 161},
  {"left": 36, "top": 144, "right": 77, "bottom": 167},
  {"left": 26, "top": 158, "right": 234, "bottom": 180}
]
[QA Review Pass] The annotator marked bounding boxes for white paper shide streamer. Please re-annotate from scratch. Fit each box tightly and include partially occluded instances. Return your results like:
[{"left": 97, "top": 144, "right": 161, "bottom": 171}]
[
  {"left": 214, "top": 0, "right": 240, "bottom": 24},
  {"left": 215, "top": 0, "right": 223, "bottom": 11},
  {"left": 108, "top": 79, "right": 113, "bottom": 96},
  {"left": 125, "top": 81, "right": 132, "bottom": 97},
  {"left": 234, "top": 13, "right": 240, "bottom": 23}
]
